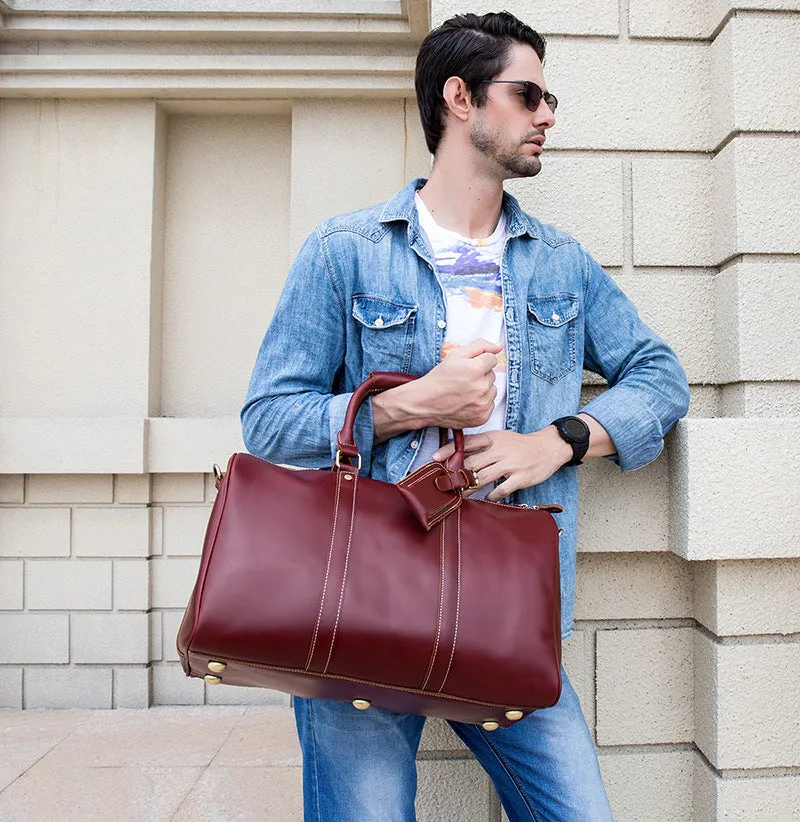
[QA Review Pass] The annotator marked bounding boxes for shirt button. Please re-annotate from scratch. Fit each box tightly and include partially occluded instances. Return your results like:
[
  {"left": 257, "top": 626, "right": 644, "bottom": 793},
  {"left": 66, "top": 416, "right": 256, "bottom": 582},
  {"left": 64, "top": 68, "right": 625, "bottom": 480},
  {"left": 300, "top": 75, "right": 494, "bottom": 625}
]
[
  {"left": 374, "top": 316, "right": 384, "bottom": 327},
  {"left": 505, "top": 308, "right": 513, "bottom": 321},
  {"left": 437, "top": 319, "right": 446, "bottom": 329},
  {"left": 410, "top": 440, "right": 419, "bottom": 449}
]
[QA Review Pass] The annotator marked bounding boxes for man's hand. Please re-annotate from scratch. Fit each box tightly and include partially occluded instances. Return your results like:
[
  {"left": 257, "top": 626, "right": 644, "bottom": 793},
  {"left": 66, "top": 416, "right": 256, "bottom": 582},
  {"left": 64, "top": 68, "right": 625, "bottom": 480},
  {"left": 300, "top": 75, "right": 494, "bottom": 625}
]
[
  {"left": 433, "top": 428, "right": 573, "bottom": 502},
  {"left": 372, "top": 339, "right": 502, "bottom": 443}
]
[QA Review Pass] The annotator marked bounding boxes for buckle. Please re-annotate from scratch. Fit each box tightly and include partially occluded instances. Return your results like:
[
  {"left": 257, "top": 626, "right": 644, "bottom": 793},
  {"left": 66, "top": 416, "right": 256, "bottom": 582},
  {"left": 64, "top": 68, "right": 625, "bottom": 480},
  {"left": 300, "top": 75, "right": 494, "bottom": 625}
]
[{"left": 334, "top": 450, "right": 362, "bottom": 471}]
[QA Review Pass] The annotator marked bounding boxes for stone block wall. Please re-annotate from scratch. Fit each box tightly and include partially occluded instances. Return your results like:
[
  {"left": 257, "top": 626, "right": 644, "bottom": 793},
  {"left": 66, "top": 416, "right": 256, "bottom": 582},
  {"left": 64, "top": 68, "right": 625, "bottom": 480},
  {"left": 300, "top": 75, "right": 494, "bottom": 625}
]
[{"left": 2, "top": 0, "right": 799, "bottom": 819}]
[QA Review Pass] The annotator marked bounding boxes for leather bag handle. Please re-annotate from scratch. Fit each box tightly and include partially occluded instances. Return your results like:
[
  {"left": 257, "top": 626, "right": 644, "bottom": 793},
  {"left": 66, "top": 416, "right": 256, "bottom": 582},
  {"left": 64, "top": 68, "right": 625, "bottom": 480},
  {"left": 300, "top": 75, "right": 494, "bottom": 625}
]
[{"left": 336, "top": 372, "right": 467, "bottom": 475}]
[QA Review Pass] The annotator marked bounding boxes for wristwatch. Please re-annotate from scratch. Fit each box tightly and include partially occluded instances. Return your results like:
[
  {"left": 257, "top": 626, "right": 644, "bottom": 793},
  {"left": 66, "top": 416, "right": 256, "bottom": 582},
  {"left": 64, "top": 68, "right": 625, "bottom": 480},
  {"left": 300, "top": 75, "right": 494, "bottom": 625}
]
[{"left": 551, "top": 416, "right": 590, "bottom": 466}]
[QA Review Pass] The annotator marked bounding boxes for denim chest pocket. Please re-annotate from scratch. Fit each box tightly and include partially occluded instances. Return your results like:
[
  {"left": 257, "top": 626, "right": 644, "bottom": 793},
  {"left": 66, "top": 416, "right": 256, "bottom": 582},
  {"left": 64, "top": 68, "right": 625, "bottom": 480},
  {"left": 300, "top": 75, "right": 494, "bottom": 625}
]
[
  {"left": 526, "top": 295, "right": 579, "bottom": 383},
  {"left": 352, "top": 294, "right": 417, "bottom": 374}
]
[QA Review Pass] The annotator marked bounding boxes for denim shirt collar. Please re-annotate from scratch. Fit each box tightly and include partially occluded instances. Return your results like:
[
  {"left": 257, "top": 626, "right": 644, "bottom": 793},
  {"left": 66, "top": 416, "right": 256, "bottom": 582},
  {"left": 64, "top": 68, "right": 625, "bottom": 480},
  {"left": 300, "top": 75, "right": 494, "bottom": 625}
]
[{"left": 378, "top": 178, "right": 541, "bottom": 245}]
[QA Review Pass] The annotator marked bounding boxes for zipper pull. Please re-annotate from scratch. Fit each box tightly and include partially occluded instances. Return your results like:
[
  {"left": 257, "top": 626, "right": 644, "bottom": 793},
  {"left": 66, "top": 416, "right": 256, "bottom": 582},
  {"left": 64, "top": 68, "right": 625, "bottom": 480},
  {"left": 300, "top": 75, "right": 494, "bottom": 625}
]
[{"left": 533, "top": 504, "right": 563, "bottom": 514}]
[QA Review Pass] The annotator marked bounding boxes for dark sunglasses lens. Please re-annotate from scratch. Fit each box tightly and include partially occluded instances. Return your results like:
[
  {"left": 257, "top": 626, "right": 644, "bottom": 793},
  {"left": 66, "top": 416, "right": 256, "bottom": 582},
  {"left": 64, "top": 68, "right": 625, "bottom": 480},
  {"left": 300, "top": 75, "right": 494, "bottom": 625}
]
[
  {"left": 524, "top": 83, "right": 543, "bottom": 111},
  {"left": 545, "top": 93, "right": 558, "bottom": 112}
]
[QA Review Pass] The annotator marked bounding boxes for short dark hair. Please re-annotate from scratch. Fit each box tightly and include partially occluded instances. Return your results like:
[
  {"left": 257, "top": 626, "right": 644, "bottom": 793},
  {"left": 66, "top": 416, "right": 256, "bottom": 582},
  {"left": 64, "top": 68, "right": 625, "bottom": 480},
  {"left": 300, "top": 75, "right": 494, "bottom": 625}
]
[{"left": 414, "top": 12, "right": 546, "bottom": 155}]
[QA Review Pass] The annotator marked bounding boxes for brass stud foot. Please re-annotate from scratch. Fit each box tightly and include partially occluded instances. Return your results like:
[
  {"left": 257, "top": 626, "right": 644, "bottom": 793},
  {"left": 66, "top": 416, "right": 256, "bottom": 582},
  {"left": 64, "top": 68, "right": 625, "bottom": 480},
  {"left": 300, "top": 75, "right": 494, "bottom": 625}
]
[
  {"left": 481, "top": 721, "right": 499, "bottom": 731},
  {"left": 204, "top": 675, "right": 222, "bottom": 685},
  {"left": 207, "top": 661, "right": 227, "bottom": 674},
  {"left": 352, "top": 699, "right": 371, "bottom": 710},
  {"left": 505, "top": 710, "right": 524, "bottom": 721}
]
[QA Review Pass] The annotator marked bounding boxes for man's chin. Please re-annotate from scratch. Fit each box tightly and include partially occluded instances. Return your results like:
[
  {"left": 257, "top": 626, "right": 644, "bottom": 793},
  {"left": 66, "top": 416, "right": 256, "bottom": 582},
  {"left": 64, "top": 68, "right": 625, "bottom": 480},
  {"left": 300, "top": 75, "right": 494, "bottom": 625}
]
[{"left": 503, "top": 158, "right": 542, "bottom": 179}]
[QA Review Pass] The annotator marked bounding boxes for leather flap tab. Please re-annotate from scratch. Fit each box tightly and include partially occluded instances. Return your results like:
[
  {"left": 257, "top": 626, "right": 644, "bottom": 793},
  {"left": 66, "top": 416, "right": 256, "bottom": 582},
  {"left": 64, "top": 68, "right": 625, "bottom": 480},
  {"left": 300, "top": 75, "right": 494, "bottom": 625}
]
[{"left": 395, "top": 461, "right": 464, "bottom": 531}]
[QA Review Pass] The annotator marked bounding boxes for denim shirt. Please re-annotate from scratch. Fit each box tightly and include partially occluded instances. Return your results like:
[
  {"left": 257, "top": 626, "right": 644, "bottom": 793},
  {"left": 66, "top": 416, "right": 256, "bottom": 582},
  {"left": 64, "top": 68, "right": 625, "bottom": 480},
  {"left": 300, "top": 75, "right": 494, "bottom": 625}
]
[{"left": 242, "top": 178, "right": 690, "bottom": 640}]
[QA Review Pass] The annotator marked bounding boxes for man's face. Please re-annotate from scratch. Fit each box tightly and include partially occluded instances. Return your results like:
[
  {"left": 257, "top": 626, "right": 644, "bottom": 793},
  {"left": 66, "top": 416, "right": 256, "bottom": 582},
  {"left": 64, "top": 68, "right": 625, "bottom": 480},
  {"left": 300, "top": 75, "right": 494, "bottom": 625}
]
[{"left": 469, "top": 43, "right": 556, "bottom": 179}]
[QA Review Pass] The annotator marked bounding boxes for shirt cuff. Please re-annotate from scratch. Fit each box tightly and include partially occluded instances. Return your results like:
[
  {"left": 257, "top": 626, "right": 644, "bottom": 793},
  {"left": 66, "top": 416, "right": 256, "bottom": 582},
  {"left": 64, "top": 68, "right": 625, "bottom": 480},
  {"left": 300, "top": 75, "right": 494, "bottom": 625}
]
[
  {"left": 328, "top": 391, "right": 375, "bottom": 472},
  {"left": 580, "top": 386, "right": 665, "bottom": 472}
]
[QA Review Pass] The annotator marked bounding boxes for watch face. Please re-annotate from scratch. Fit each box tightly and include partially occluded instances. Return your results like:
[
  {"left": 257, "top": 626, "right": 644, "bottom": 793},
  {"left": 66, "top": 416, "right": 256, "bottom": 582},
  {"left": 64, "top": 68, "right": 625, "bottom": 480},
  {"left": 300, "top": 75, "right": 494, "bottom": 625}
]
[{"left": 563, "top": 418, "right": 588, "bottom": 440}]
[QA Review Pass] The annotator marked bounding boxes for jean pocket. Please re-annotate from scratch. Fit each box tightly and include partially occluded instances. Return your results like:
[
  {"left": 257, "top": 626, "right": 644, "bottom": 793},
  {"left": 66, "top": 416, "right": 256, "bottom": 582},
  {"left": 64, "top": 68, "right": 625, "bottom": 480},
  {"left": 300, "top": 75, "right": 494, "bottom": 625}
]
[
  {"left": 526, "top": 294, "right": 579, "bottom": 383},
  {"left": 352, "top": 294, "right": 417, "bottom": 374}
]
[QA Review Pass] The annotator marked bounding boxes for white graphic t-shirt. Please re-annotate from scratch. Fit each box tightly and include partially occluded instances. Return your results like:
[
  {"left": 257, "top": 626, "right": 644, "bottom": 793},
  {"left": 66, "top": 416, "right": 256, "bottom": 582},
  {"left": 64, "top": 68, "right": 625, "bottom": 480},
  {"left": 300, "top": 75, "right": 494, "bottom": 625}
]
[{"left": 413, "top": 193, "right": 509, "bottom": 497}]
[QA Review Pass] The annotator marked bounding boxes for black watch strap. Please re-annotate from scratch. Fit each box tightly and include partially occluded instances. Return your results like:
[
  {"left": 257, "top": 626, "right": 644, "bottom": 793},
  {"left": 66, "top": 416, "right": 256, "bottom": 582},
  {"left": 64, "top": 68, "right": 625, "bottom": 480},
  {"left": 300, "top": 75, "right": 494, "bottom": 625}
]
[{"left": 551, "top": 416, "right": 590, "bottom": 466}]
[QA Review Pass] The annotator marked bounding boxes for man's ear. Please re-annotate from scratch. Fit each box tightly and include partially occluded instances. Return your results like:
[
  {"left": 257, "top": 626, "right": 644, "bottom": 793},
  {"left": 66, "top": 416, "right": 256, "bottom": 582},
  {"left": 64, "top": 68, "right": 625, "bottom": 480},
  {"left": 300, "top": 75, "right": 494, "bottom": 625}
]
[{"left": 442, "top": 76, "right": 473, "bottom": 122}]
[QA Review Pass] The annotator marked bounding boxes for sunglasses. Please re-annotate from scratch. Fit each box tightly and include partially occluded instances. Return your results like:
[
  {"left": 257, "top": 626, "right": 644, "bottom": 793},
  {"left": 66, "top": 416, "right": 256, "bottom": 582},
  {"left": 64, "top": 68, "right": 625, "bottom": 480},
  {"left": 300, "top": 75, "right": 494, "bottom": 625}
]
[{"left": 479, "top": 80, "right": 558, "bottom": 113}]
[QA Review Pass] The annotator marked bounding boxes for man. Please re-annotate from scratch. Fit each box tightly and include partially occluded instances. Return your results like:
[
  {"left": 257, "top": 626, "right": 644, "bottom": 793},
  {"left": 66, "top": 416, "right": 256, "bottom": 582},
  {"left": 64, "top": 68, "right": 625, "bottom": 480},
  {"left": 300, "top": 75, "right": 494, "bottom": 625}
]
[{"left": 242, "top": 11, "right": 689, "bottom": 821}]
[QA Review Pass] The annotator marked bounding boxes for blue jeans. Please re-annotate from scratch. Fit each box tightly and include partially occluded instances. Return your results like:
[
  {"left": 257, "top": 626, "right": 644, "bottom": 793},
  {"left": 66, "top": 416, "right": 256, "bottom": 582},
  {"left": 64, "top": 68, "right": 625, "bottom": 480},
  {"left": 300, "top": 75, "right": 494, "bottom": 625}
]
[{"left": 293, "top": 668, "right": 613, "bottom": 821}]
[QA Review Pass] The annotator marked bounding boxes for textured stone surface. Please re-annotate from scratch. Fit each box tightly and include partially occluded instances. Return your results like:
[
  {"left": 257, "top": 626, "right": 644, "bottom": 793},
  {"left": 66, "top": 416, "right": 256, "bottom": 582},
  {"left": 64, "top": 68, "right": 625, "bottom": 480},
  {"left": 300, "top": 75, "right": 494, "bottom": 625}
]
[
  {"left": 0, "top": 560, "right": 23, "bottom": 610},
  {"left": 596, "top": 628, "right": 694, "bottom": 745},
  {"left": 26, "top": 560, "right": 112, "bottom": 610},
  {"left": 693, "top": 559, "right": 800, "bottom": 636},
  {"left": 150, "top": 473, "right": 205, "bottom": 503},
  {"left": 26, "top": 475, "right": 113, "bottom": 504},
  {"left": 113, "top": 474, "right": 151, "bottom": 504},
  {"left": 629, "top": 0, "right": 712, "bottom": 38},
  {"left": 113, "top": 559, "right": 150, "bottom": 611},
  {"left": 113, "top": 667, "right": 151, "bottom": 709},
  {"left": 72, "top": 613, "right": 149, "bottom": 664},
  {"left": 670, "top": 419, "right": 800, "bottom": 560},
  {"left": 507, "top": 156, "right": 625, "bottom": 267},
  {"left": 25, "top": 667, "right": 113, "bottom": 710},
  {"left": 562, "top": 629, "right": 596, "bottom": 738},
  {"left": 150, "top": 557, "right": 200, "bottom": 609},
  {"left": 0, "top": 614, "right": 69, "bottom": 664},
  {"left": 578, "top": 451, "right": 668, "bottom": 553},
  {"left": 151, "top": 663, "right": 204, "bottom": 706},
  {"left": 0, "top": 667, "right": 23, "bottom": 709},
  {"left": 72, "top": 507, "right": 150, "bottom": 558},
  {"left": 720, "top": 382, "right": 800, "bottom": 418},
  {"left": 0, "top": 508, "right": 70, "bottom": 557},
  {"left": 694, "top": 635, "right": 800, "bottom": 769},
  {"left": 600, "top": 749, "right": 696, "bottom": 822},
  {"left": 575, "top": 552, "right": 692, "bottom": 621},
  {"left": 416, "top": 758, "right": 494, "bottom": 822},
  {"left": 0, "top": 475, "right": 24, "bottom": 504},
  {"left": 162, "top": 505, "right": 212, "bottom": 556}
]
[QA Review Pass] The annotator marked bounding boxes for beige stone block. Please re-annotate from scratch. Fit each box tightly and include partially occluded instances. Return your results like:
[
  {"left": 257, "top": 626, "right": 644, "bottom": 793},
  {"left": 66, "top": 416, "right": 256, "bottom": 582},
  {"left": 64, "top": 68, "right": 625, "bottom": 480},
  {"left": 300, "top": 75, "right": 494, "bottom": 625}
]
[
  {"left": 72, "top": 612, "right": 149, "bottom": 664},
  {"left": 729, "top": 14, "right": 800, "bottom": 135},
  {"left": 204, "top": 471, "right": 219, "bottom": 502},
  {"left": 151, "top": 473, "right": 205, "bottom": 503},
  {"left": 562, "top": 629, "right": 595, "bottom": 737},
  {"left": 162, "top": 113, "right": 291, "bottom": 418},
  {"left": 416, "top": 758, "right": 494, "bottom": 822},
  {"left": 0, "top": 561, "right": 23, "bottom": 610},
  {"left": 72, "top": 507, "right": 150, "bottom": 558},
  {"left": 290, "top": 100, "right": 409, "bottom": 256},
  {"left": 145, "top": 418, "right": 243, "bottom": 474},
  {"left": 0, "top": 668, "right": 23, "bottom": 709},
  {"left": 600, "top": 749, "right": 696, "bottom": 822},
  {"left": 596, "top": 628, "right": 694, "bottom": 745},
  {"left": 113, "top": 474, "right": 151, "bottom": 504},
  {"left": 419, "top": 718, "right": 468, "bottom": 753},
  {"left": 687, "top": 385, "right": 720, "bottom": 418},
  {"left": 205, "top": 683, "right": 290, "bottom": 707},
  {"left": 162, "top": 505, "right": 212, "bottom": 557},
  {"left": 694, "top": 559, "right": 800, "bottom": 636},
  {"left": 720, "top": 382, "right": 800, "bottom": 418},
  {"left": 708, "top": 765, "right": 800, "bottom": 821},
  {"left": 0, "top": 475, "right": 24, "bottom": 504},
  {"left": 151, "top": 662, "right": 204, "bottom": 705},
  {"left": 25, "top": 666, "right": 113, "bottom": 709},
  {"left": 26, "top": 560, "right": 112, "bottom": 610},
  {"left": 150, "top": 505, "right": 163, "bottom": 556},
  {"left": 670, "top": 419, "right": 800, "bottom": 560},
  {"left": 0, "top": 418, "right": 146, "bottom": 474},
  {"left": 695, "top": 636, "right": 800, "bottom": 769},
  {"left": 113, "top": 666, "right": 151, "bottom": 709},
  {"left": 724, "top": 136, "right": 800, "bottom": 255},
  {"left": 0, "top": 508, "right": 70, "bottom": 557},
  {"left": 0, "top": 101, "right": 158, "bottom": 418},
  {"left": 632, "top": 156, "right": 716, "bottom": 266},
  {"left": 150, "top": 557, "right": 199, "bottom": 609},
  {"left": 578, "top": 451, "right": 668, "bottom": 553},
  {"left": 507, "top": 156, "right": 624, "bottom": 267},
  {"left": 629, "top": 0, "right": 713, "bottom": 38},
  {"left": 0, "top": 614, "right": 69, "bottom": 663},
  {"left": 576, "top": 552, "right": 692, "bottom": 621},
  {"left": 403, "top": 99, "right": 432, "bottom": 180},
  {"left": 113, "top": 559, "right": 150, "bottom": 610},
  {"left": 150, "top": 611, "right": 163, "bottom": 663},
  {"left": 161, "top": 609, "right": 185, "bottom": 663},
  {"left": 26, "top": 474, "right": 113, "bottom": 504},
  {"left": 716, "top": 261, "right": 800, "bottom": 382},
  {"left": 614, "top": 274, "right": 716, "bottom": 385},
  {"left": 171, "top": 765, "right": 302, "bottom": 822},
  {"left": 546, "top": 40, "right": 711, "bottom": 151},
  {"left": 432, "top": 0, "right": 620, "bottom": 35}
]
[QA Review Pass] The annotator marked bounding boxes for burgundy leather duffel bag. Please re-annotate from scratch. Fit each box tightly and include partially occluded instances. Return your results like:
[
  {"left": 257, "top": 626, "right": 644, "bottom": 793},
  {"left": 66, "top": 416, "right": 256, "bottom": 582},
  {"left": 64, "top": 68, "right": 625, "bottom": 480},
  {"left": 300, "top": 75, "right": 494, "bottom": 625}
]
[{"left": 177, "top": 372, "right": 562, "bottom": 730}]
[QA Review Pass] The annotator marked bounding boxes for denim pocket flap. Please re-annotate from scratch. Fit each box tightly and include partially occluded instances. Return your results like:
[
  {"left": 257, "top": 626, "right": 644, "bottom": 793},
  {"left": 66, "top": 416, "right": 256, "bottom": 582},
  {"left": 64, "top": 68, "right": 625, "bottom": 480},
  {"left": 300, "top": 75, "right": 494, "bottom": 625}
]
[
  {"left": 527, "top": 295, "right": 579, "bottom": 328},
  {"left": 352, "top": 295, "right": 417, "bottom": 330}
]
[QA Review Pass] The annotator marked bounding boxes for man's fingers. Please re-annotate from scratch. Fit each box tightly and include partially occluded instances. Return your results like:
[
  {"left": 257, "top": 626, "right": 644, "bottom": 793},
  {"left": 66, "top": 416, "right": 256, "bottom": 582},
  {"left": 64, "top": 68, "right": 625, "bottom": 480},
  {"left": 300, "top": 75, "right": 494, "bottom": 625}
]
[{"left": 449, "top": 338, "right": 503, "bottom": 359}]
